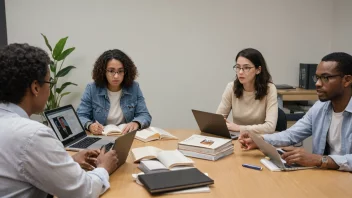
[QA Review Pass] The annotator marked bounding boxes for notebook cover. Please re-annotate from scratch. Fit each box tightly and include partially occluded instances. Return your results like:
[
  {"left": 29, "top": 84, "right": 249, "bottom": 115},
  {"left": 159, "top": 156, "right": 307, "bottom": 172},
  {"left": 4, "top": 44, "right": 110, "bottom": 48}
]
[{"left": 138, "top": 168, "right": 214, "bottom": 194}]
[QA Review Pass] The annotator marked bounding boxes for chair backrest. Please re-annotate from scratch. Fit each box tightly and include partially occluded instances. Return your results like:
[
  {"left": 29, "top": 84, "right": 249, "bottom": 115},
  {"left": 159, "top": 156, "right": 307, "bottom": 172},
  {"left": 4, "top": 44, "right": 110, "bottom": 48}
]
[{"left": 275, "top": 108, "right": 287, "bottom": 132}]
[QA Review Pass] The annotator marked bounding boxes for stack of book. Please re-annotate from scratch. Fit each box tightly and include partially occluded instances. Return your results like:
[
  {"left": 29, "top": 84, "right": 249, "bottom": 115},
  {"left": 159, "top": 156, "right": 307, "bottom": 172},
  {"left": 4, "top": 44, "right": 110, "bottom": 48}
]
[{"left": 178, "top": 134, "right": 234, "bottom": 161}]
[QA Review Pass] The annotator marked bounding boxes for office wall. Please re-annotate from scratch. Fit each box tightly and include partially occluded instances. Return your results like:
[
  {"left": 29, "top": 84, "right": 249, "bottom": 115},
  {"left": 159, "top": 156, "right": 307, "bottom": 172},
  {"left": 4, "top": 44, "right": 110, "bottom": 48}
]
[
  {"left": 6, "top": 0, "right": 333, "bottom": 128},
  {"left": 331, "top": 0, "right": 352, "bottom": 54},
  {"left": 0, "top": 0, "right": 6, "bottom": 47}
]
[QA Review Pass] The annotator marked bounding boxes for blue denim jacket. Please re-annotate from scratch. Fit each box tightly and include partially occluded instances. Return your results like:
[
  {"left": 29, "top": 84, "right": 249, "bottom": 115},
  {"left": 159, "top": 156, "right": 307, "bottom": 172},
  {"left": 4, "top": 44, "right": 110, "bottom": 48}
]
[
  {"left": 263, "top": 97, "right": 352, "bottom": 171},
  {"left": 77, "top": 81, "right": 152, "bottom": 129}
]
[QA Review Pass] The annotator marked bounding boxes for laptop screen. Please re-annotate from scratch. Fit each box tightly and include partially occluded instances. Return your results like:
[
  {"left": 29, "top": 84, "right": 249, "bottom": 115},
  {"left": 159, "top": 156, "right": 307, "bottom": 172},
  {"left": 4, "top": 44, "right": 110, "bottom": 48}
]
[{"left": 45, "top": 105, "right": 85, "bottom": 142}]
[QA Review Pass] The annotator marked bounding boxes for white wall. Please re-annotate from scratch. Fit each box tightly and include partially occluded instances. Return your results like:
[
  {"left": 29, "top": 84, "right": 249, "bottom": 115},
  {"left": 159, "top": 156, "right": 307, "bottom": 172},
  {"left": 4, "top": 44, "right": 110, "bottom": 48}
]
[
  {"left": 331, "top": 0, "right": 352, "bottom": 54},
  {"left": 6, "top": 0, "right": 334, "bottom": 129}
]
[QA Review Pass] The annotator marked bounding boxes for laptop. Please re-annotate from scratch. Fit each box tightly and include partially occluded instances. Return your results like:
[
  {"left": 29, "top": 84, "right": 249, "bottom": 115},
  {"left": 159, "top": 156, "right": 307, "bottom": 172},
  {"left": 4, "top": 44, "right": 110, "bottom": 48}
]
[
  {"left": 248, "top": 132, "right": 315, "bottom": 171},
  {"left": 44, "top": 105, "right": 116, "bottom": 151},
  {"left": 102, "top": 130, "right": 137, "bottom": 169},
  {"left": 191, "top": 109, "right": 239, "bottom": 140}
]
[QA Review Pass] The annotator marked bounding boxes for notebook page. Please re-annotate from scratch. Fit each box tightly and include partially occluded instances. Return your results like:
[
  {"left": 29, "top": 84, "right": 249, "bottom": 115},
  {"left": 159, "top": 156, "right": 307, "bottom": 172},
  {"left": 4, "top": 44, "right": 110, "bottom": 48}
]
[
  {"left": 136, "top": 128, "right": 159, "bottom": 140},
  {"left": 157, "top": 150, "right": 194, "bottom": 169},
  {"left": 131, "top": 146, "right": 162, "bottom": 162},
  {"left": 151, "top": 127, "right": 178, "bottom": 139}
]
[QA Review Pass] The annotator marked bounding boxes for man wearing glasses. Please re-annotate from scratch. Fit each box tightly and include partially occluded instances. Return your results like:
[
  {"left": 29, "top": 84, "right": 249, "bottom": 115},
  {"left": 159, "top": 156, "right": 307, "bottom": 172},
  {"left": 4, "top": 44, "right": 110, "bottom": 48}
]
[{"left": 239, "top": 52, "right": 352, "bottom": 171}]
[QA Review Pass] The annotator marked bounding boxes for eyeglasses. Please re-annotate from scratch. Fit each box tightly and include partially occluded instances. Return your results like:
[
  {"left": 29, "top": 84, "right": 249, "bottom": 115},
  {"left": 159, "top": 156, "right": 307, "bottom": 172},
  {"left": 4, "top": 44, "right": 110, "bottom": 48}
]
[
  {"left": 40, "top": 79, "right": 55, "bottom": 85},
  {"left": 106, "top": 69, "right": 125, "bottom": 77},
  {"left": 313, "top": 74, "right": 343, "bottom": 83},
  {"left": 233, "top": 65, "right": 255, "bottom": 73}
]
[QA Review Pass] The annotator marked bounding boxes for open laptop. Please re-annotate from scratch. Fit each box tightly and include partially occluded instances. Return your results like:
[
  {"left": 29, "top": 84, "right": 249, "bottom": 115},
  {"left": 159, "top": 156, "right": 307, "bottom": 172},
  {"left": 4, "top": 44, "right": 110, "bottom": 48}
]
[
  {"left": 192, "top": 109, "right": 239, "bottom": 140},
  {"left": 248, "top": 132, "right": 315, "bottom": 171},
  {"left": 44, "top": 105, "right": 116, "bottom": 151},
  {"left": 103, "top": 130, "right": 137, "bottom": 169}
]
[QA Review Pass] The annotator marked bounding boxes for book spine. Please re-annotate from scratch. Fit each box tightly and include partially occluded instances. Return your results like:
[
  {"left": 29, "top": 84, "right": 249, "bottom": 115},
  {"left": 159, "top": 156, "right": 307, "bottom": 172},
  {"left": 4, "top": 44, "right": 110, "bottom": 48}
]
[
  {"left": 177, "top": 142, "right": 233, "bottom": 155},
  {"left": 178, "top": 144, "right": 216, "bottom": 154},
  {"left": 179, "top": 148, "right": 233, "bottom": 161},
  {"left": 179, "top": 150, "right": 217, "bottom": 161},
  {"left": 299, "top": 64, "right": 309, "bottom": 89}
]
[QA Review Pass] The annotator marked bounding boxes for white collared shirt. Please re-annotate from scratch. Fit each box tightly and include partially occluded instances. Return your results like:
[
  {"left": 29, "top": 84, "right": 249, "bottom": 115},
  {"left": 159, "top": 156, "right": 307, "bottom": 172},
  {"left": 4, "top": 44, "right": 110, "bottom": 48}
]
[{"left": 0, "top": 103, "right": 110, "bottom": 198}]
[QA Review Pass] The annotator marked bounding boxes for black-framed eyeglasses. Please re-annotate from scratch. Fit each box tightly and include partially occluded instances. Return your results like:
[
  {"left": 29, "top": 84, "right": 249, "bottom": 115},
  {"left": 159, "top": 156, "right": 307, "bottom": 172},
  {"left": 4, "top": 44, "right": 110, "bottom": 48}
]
[
  {"left": 313, "top": 74, "right": 343, "bottom": 83},
  {"left": 106, "top": 69, "right": 126, "bottom": 77},
  {"left": 233, "top": 65, "right": 255, "bottom": 73}
]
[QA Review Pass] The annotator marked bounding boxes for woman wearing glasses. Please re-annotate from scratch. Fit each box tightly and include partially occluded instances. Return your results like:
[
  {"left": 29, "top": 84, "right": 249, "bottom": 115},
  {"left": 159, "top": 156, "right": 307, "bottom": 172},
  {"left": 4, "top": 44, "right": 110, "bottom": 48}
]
[
  {"left": 216, "top": 48, "right": 278, "bottom": 134},
  {"left": 77, "top": 49, "right": 151, "bottom": 134}
]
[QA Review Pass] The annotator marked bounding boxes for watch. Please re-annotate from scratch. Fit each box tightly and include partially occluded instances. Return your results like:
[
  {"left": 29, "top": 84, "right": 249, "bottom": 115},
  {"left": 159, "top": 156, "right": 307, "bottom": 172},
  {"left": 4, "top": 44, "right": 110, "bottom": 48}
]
[
  {"left": 319, "top": 156, "right": 329, "bottom": 169},
  {"left": 85, "top": 121, "right": 93, "bottom": 131}
]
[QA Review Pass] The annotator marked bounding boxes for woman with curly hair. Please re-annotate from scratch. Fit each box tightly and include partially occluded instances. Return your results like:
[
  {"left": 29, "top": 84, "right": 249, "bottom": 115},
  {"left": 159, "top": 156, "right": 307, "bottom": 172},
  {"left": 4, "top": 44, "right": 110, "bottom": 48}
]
[
  {"left": 216, "top": 48, "right": 278, "bottom": 134},
  {"left": 77, "top": 49, "right": 151, "bottom": 134}
]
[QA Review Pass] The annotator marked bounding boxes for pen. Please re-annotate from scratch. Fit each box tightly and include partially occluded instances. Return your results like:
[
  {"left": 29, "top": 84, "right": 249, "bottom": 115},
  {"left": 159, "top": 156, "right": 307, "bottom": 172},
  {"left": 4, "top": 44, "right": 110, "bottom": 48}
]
[
  {"left": 242, "top": 164, "right": 263, "bottom": 171},
  {"left": 96, "top": 120, "right": 104, "bottom": 132}
]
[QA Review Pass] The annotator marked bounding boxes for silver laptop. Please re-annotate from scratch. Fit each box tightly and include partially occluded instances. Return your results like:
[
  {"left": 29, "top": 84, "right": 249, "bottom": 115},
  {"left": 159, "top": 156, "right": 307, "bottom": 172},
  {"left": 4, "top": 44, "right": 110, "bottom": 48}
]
[
  {"left": 44, "top": 105, "right": 116, "bottom": 151},
  {"left": 192, "top": 109, "right": 239, "bottom": 140},
  {"left": 248, "top": 132, "right": 315, "bottom": 171}
]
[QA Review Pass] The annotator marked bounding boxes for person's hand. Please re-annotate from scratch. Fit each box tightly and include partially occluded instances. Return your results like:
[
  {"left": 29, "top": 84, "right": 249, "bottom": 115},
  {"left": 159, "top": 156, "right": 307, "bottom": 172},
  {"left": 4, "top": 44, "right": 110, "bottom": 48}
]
[
  {"left": 89, "top": 121, "right": 104, "bottom": 135},
  {"left": 72, "top": 149, "right": 100, "bottom": 171},
  {"left": 225, "top": 120, "right": 240, "bottom": 132},
  {"left": 96, "top": 147, "right": 118, "bottom": 175},
  {"left": 281, "top": 147, "right": 321, "bottom": 167},
  {"left": 122, "top": 122, "right": 139, "bottom": 134},
  {"left": 238, "top": 131, "right": 258, "bottom": 150}
]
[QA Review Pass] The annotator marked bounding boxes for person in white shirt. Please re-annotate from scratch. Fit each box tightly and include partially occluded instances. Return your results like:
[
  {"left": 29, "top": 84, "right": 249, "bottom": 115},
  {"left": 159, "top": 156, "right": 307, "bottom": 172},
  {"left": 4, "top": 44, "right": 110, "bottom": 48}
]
[{"left": 0, "top": 43, "right": 118, "bottom": 197}]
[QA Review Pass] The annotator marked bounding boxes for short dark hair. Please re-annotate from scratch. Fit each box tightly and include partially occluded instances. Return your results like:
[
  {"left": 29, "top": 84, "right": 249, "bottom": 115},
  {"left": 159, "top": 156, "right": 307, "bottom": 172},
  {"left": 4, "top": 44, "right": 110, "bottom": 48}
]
[
  {"left": 92, "top": 49, "right": 138, "bottom": 87},
  {"left": 321, "top": 52, "right": 352, "bottom": 75},
  {"left": 234, "top": 48, "right": 273, "bottom": 100},
  {"left": 0, "top": 43, "right": 50, "bottom": 104}
]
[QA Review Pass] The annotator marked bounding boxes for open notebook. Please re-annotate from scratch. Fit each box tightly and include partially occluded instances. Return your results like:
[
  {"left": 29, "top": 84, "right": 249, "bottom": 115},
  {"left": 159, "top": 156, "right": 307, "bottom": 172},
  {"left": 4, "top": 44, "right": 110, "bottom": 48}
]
[
  {"left": 102, "top": 124, "right": 127, "bottom": 136},
  {"left": 131, "top": 146, "right": 194, "bottom": 169}
]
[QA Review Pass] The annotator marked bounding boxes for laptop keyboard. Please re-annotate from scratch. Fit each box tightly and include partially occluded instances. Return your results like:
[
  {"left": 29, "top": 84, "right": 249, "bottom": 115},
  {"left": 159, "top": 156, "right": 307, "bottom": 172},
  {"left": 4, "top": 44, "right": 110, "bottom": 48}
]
[
  {"left": 70, "top": 137, "right": 101, "bottom": 148},
  {"left": 103, "top": 142, "right": 114, "bottom": 152}
]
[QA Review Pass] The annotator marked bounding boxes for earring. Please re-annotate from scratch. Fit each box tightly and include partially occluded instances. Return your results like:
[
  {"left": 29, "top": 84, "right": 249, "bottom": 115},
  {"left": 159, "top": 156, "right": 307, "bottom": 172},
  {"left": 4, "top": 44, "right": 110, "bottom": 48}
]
[{"left": 35, "top": 95, "right": 38, "bottom": 97}]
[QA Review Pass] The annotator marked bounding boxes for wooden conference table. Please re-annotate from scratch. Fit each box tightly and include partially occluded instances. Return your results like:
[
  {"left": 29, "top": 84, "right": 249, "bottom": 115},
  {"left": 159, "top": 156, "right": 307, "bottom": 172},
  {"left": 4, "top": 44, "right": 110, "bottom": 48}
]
[{"left": 85, "top": 129, "right": 352, "bottom": 198}]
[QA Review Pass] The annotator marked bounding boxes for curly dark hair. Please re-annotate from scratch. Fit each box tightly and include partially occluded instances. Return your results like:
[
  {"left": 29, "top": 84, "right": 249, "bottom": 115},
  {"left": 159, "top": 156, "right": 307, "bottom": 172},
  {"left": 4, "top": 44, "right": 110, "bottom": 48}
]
[
  {"left": 92, "top": 49, "right": 138, "bottom": 87},
  {"left": 234, "top": 48, "right": 273, "bottom": 100},
  {"left": 321, "top": 52, "right": 352, "bottom": 75},
  {"left": 0, "top": 43, "right": 50, "bottom": 104}
]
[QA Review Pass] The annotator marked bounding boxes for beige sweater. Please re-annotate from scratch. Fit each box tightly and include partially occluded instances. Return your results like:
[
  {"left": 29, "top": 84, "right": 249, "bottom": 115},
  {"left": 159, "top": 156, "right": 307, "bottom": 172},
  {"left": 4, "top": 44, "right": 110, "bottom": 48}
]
[{"left": 216, "top": 82, "right": 278, "bottom": 134}]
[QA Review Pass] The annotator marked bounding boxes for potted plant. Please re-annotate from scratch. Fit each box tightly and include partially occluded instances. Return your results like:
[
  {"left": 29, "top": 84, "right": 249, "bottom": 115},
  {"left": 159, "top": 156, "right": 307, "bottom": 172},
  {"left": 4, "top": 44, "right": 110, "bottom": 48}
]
[{"left": 40, "top": 34, "right": 77, "bottom": 122}]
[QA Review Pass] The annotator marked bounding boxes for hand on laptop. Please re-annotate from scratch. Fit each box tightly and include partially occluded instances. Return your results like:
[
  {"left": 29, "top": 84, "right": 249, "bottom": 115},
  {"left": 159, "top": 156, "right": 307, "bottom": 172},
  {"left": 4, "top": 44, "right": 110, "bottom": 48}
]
[
  {"left": 225, "top": 120, "right": 240, "bottom": 132},
  {"left": 96, "top": 147, "right": 119, "bottom": 175},
  {"left": 122, "top": 121, "right": 139, "bottom": 134},
  {"left": 280, "top": 147, "right": 322, "bottom": 167},
  {"left": 238, "top": 132, "right": 258, "bottom": 150},
  {"left": 72, "top": 149, "right": 100, "bottom": 171},
  {"left": 90, "top": 121, "right": 104, "bottom": 135}
]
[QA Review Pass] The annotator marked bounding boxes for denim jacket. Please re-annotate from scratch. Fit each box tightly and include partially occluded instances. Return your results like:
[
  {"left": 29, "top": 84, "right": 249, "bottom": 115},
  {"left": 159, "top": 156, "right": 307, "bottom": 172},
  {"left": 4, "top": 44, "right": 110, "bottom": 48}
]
[
  {"left": 263, "top": 97, "right": 352, "bottom": 171},
  {"left": 77, "top": 81, "right": 152, "bottom": 129}
]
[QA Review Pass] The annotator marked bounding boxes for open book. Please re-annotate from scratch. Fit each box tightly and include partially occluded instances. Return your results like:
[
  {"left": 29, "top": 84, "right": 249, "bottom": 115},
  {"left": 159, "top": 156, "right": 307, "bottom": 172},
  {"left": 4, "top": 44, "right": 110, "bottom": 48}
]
[
  {"left": 131, "top": 146, "right": 194, "bottom": 169},
  {"left": 102, "top": 123, "right": 126, "bottom": 136},
  {"left": 135, "top": 127, "right": 178, "bottom": 142}
]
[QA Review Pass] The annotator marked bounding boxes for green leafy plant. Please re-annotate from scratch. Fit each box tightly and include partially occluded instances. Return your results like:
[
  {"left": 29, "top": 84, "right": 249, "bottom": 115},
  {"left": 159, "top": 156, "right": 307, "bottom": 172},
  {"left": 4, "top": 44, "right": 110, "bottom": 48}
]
[{"left": 41, "top": 33, "right": 77, "bottom": 110}]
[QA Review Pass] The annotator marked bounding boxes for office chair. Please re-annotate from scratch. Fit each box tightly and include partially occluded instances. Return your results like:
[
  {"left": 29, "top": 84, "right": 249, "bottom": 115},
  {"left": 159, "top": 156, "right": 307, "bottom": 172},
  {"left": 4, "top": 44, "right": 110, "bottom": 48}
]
[
  {"left": 275, "top": 107, "right": 287, "bottom": 132},
  {"left": 276, "top": 107, "right": 303, "bottom": 147}
]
